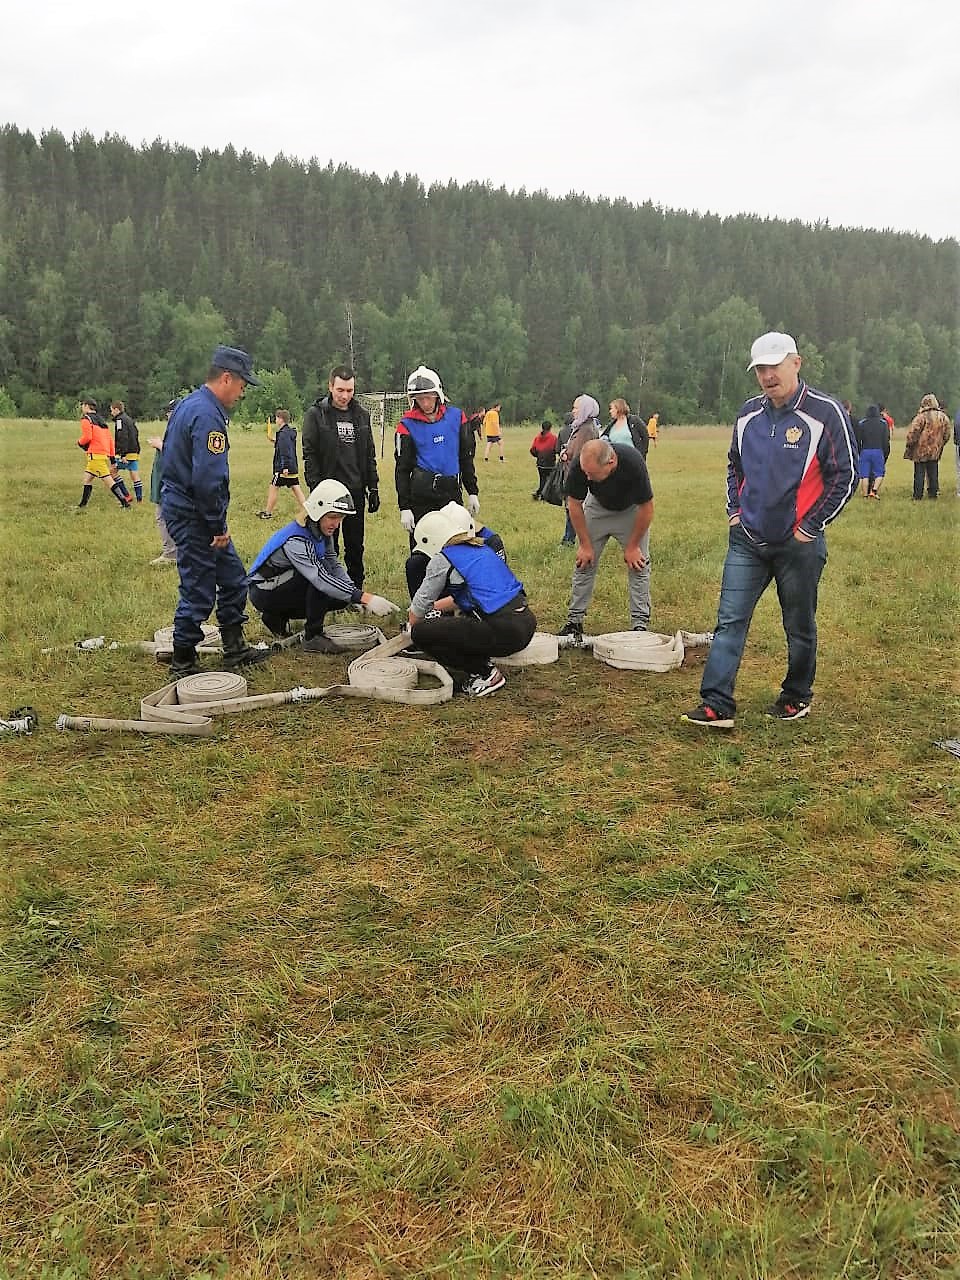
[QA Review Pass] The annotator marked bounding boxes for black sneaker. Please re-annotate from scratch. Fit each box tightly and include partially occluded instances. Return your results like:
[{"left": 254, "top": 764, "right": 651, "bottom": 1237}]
[
  {"left": 766, "top": 697, "right": 811, "bottom": 721},
  {"left": 681, "top": 703, "right": 735, "bottom": 729},
  {"left": 558, "top": 620, "right": 584, "bottom": 645},
  {"left": 302, "top": 633, "right": 342, "bottom": 654},
  {"left": 256, "top": 511, "right": 274, "bottom": 520}
]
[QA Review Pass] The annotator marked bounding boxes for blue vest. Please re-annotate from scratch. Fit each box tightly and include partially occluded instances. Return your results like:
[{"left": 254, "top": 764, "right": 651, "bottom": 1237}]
[
  {"left": 401, "top": 405, "right": 462, "bottom": 476},
  {"left": 444, "top": 543, "right": 524, "bottom": 616},
  {"left": 248, "top": 520, "right": 328, "bottom": 577}
]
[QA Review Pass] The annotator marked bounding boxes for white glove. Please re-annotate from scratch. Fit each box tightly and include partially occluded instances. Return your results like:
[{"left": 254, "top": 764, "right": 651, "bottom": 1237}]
[
  {"left": 466, "top": 494, "right": 480, "bottom": 518},
  {"left": 363, "top": 595, "right": 400, "bottom": 617},
  {"left": 400, "top": 509, "right": 415, "bottom": 533}
]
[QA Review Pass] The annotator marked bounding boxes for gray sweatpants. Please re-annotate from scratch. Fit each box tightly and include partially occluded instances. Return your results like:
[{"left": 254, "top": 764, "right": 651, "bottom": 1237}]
[
  {"left": 568, "top": 495, "right": 651, "bottom": 629},
  {"left": 156, "top": 509, "right": 178, "bottom": 561}
]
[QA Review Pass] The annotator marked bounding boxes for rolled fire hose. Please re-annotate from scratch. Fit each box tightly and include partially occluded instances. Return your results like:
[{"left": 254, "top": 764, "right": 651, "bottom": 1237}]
[
  {"left": 55, "top": 634, "right": 454, "bottom": 735},
  {"left": 495, "top": 632, "right": 560, "bottom": 667},
  {"left": 592, "top": 631, "right": 685, "bottom": 673}
]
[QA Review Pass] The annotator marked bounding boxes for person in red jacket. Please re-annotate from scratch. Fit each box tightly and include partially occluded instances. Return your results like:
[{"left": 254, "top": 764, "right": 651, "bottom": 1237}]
[
  {"left": 529, "top": 420, "right": 558, "bottom": 499},
  {"left": 76, "top": 398, "right": 132, "bottom": 510}
]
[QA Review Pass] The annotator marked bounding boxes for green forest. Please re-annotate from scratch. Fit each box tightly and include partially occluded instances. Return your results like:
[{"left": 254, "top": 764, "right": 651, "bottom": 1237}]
[{"left": 1, "top": 124, "right": 957, "bottom": 424}]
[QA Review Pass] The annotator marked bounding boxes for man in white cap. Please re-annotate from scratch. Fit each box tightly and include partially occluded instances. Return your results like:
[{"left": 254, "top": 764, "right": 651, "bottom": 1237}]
[{"left": 682, "top": 332, "right": 858, "bottom": 729}]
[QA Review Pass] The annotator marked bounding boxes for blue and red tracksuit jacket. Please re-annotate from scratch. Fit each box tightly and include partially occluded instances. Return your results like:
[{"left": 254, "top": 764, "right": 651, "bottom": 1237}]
[{"left": 727, "top": 381, "right": 858, "bottom": 543}]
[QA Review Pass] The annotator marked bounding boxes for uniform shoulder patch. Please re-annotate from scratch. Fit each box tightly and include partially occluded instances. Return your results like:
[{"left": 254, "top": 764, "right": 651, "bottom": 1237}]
[{"left": 207, "top": 431, "right": 226, "bottom": 454}]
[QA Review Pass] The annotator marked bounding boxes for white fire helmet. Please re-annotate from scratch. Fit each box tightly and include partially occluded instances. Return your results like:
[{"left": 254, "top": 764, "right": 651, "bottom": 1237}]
[
  {"left": 438, "top": 501, "right": 475, "bottom": 539},
  {"left": 406, "top": 365, "right": 445, "bottom": 405},
  {"left": 303, "top": 479, "right": 356, "bottom": 522},
  {"left": 412, "top": 507, "right": 469, "bottom": 560}
]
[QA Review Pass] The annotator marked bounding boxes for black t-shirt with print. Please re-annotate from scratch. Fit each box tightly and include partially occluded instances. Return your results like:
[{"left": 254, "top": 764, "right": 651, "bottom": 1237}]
[
  {"left": 564, "top": 443, "right": 653, "bottom": 510},
  {"left": 334, "top": 413, "right": 362, "bottom": 493}
]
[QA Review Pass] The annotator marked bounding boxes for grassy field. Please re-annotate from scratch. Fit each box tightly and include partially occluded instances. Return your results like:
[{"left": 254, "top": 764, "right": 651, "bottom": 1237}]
[{"left": 0, "top": 418, "right": 958, "bottom": 1280}]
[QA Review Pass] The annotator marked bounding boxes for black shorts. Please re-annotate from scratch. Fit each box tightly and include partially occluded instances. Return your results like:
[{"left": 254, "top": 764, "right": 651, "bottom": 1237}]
[{"left": 272, "top": 473, "right": 299, "bottom": 488}]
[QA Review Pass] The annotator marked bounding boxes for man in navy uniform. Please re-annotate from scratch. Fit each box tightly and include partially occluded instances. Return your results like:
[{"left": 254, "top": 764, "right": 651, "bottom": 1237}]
[{"left": 160, "top": 345, "right": 271, "bottom": 676}]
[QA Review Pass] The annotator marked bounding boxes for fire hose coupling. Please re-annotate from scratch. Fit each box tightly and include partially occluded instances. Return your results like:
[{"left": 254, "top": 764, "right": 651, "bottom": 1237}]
[{"left": 1, "top": 706, "right": 39, "bottom": 735}]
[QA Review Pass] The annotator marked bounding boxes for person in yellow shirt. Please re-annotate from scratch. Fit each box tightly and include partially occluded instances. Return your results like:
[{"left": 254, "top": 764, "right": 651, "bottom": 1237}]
[
  {"left": 646, "top": 412, "right": 659, "bottom": 448},
  {"left": 483, "top": 403, "right": 504, "bottom": 463}
]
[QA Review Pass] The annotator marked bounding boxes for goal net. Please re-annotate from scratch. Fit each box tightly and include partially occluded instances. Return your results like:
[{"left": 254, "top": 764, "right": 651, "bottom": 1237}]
[{"left": 357, "top": 392, "right": 408, "bottom": 458}]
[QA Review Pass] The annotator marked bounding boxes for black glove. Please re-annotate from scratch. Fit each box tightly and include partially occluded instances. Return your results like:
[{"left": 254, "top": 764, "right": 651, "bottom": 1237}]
[{"left": 367, "top": 489, "right": 380, "bottom": 514}]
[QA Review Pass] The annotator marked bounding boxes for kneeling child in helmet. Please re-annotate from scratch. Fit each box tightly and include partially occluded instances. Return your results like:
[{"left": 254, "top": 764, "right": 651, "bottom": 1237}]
[
  {"left": 407, "top": 504, "right": 536, "bottom": 698},
  {"left": 248, "top": 480, "right": 399, "bottom": 653}
]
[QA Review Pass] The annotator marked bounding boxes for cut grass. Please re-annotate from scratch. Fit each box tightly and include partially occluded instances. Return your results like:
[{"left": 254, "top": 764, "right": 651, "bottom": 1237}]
[{"left": 0, "top": 419, "right": 958, "bottom": 1277}]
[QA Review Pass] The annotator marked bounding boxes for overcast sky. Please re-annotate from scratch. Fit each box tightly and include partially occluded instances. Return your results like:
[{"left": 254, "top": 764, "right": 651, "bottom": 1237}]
[{"left": 4, "top": 0, "right": 958, "bottom": 243}]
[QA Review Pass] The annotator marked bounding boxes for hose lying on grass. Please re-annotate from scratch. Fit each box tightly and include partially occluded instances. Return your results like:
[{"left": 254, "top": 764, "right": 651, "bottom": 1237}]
[{"left": 55, "top": 633, "right": 455, "bottom": 735}]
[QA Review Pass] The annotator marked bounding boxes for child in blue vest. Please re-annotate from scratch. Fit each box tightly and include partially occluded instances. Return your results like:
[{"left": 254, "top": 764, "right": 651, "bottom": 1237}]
[
  {"left": 407, "top": 505, "right": 536, "bottom": 697},
  {"left": 248, "top": 479, "right": 399, "bottom": 652}
]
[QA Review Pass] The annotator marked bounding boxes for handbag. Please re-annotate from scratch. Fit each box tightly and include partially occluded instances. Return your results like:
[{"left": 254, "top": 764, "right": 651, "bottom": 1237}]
[{"left": 540, "top": 465, "right": 565, "bottom": 506}]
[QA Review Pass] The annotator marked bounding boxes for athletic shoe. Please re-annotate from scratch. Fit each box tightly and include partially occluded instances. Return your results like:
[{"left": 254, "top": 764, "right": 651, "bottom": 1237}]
[
  {"left": 632, "top": 624, "right": 648, "bottom": 632},
  {"left": 558, "top": 620, "right": 584, "bottom": 644},
  {"left": 256, "top": 511, "right": 274, "bottom": 520},
  {"left": 463, "top": 667, "right": 506, "bottom": 698},
  {"left": 302, "top": 633, "right": 342, "bottom": 654},
  {"left": 766, "top": 696, "right": 811, "bottom": 721},
  {"left": 150, "top": 555, "right": 177, "bottom": 566},
  {"left": 681, "top": 703, "right": 735, "bottom": 729}
]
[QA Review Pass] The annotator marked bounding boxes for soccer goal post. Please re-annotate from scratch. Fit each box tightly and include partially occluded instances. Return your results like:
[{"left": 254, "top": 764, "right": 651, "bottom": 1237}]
[{"left": 356, "top": 392, "right": 408, "bottom": 458}]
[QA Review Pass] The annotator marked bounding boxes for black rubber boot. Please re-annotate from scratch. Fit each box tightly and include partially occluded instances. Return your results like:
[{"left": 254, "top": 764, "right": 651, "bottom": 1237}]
[
  {"left": 170, "top": 645, "right": 201, "bottom": 677},
  {"left": 220, "top": 624, "right": 271, "bottom": 670}
]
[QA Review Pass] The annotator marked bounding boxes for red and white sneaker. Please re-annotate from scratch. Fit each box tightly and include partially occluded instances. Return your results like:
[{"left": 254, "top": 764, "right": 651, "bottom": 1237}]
[
  {"left": 681, "top": 703, "right": 734, "bottom": 729},
  {"left": 463, "top": 667, "right": 506, "bottom": 698}
]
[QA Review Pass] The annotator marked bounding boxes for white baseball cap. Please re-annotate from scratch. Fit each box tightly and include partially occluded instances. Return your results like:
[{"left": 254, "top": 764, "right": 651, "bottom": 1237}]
[{"left": 747, "top": 332, "right": 799, "bottom": 370}]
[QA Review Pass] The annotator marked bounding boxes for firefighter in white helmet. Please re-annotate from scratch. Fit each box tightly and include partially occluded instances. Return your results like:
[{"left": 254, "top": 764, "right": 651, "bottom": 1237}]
[
  {"left": 395, "top": 365, "right": 480, "bottom": 559},
  {"left": 248, "top": 479, "right": 400, "bottom": 653},
  {"left": 406, "top": 505, "right": 536, "bottom": 698}
]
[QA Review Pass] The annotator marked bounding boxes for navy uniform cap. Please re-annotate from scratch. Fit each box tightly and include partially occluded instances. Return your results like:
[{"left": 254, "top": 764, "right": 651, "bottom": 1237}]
[{"left": 211, "top": 345, "right": 261, "bottom": 386}]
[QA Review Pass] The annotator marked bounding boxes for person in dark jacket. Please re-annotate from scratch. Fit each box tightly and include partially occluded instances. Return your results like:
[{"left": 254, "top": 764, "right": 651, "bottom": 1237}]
[
  {"left": 111, "top": 400, "right": 143, "bottom": 502},
  {"left": 257, "top": 409, "right": 306, "bottom": 518},
  {"left": 160, "top": 346, "right": 271, "bottom": 676},
  {"left": 301, "top": 366, "right": 380, "bottom": 589},
  {"left": 855, "top": 405, "right": 891, "bottom": 499}
]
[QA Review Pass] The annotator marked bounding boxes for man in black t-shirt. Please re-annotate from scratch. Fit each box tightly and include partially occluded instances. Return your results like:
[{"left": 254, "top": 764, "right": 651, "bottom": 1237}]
[
  {"left": 301, "top": 365, "right": 380, "bottom": 589},
  {"left": 559, "top": 439, "right": 655, "bottom": 642}
]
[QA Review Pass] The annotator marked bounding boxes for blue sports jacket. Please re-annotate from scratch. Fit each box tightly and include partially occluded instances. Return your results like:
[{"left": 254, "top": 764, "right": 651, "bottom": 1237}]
[{"left": 727, "top": 381, "right": 858, "bottom": 543}]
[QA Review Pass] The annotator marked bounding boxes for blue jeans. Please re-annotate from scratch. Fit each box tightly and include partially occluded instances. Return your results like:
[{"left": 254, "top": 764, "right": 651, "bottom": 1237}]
[{"left": 700, "top": 524, "right": 827, "bottom": 718}]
